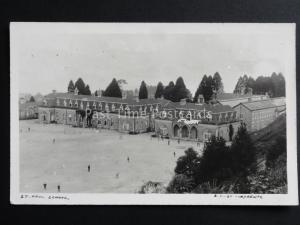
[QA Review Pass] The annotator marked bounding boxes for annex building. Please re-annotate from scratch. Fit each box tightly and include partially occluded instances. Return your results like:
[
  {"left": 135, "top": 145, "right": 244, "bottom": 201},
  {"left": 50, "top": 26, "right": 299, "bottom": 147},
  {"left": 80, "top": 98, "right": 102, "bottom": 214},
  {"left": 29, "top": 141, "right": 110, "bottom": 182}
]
[{"left": 233, "top": 97, "right": 286, "bottom": 132}]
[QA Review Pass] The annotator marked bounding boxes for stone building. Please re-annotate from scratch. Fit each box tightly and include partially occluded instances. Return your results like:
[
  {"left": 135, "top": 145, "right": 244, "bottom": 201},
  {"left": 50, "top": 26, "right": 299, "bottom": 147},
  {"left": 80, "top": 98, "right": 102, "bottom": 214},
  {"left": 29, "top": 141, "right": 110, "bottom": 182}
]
[{"left": 233, "top": 97, "right": 286, "bottom": 132}]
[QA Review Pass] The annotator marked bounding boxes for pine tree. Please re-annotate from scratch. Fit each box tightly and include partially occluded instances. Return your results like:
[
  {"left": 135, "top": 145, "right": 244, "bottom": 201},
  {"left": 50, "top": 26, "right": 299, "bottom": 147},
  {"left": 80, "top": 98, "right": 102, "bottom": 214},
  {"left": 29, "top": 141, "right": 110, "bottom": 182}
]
[
  {"left": 103, "top": 78, "right": 122, "bottom": 98},
  {"left": 85, "top": 85, "right": 91, "bottom": 95},
  {"left": 139, "top": 81, "right": 148, "bottom": 99},
  {"left": 203, "top": 75, "right": 214, "bottom": 102},
  {"left": 74, "top": 78, "right": 86, "bottom": 95},
  {"left": 173, "top": 77, "right": 188, "bottom": 102},
  {"left": 163, "top": 81, "right": 175, "bottom": 101},
  {"left": 212, "top": 72, "right": 224, "bottom": 94},
  {"left": 68, "top": 80, "right": 75, "bottom": 93},
  {"left": 154, "top": 82, "right": 164, "bottom": 99},
  {"left": 230, "top": 122, "right": 257, "bottom": 175}
]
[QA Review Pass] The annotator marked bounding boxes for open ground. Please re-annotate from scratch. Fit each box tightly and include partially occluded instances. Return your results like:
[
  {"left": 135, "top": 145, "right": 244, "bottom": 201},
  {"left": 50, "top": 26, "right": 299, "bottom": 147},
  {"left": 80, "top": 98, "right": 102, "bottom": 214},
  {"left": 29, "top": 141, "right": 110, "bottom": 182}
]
[{"left": 19, "top": 120, "right": 203, "bottom": 193}]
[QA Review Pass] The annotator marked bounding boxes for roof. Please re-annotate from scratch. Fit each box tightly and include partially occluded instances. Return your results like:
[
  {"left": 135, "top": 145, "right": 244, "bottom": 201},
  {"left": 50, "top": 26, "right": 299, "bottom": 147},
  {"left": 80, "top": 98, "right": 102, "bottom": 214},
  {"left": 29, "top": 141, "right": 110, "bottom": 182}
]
[
  {"left": 234, "top": 98, "right": 286, "bottom": 111},
  {"left": 43, "top": 92, "right": 170, "bottom": 106},
  {"left": 163, "top": 102, "right": 235, "bottom": 113},
  {"left": 216, "top": 93, "right": 264, "bottom": 101},
  {"left": 19, "top": 102, "right": 38, "bottom": 110}
]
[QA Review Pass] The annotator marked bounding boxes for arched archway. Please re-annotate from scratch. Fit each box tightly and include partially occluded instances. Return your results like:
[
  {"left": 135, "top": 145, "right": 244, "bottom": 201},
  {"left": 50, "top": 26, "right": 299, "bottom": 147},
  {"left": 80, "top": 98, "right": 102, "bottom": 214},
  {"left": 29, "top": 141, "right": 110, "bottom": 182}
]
[
  {"left": 181, "top": 125, "right": 189, "bottom": 138},
  {"left": 174, "top": 124, "right": 180, "bottom": 137},
  {"left": 190, "top": 126, "right": 197, "bottom": 139}
]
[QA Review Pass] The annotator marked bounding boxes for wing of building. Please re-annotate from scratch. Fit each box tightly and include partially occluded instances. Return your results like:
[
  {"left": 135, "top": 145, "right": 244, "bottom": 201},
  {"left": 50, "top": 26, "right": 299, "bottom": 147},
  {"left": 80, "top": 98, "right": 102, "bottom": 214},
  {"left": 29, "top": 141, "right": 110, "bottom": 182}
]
[{"left": 233, "top": 97, "right": 286, "bottom": 132}]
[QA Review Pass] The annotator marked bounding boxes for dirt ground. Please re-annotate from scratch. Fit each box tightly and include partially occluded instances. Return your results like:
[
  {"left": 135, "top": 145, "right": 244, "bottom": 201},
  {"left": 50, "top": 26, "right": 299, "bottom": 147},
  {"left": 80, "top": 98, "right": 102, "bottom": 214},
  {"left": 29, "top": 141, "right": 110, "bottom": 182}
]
[{"left": 19, "top": 120, "right": 203, "bottom": 193}]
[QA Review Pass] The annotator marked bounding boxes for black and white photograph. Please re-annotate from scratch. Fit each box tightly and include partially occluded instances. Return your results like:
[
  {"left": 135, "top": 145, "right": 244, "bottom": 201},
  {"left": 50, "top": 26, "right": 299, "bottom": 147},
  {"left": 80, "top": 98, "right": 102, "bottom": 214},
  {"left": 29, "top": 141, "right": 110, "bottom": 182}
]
[{"left": 10, "top": 23, "right": 298, "bottom": 205}]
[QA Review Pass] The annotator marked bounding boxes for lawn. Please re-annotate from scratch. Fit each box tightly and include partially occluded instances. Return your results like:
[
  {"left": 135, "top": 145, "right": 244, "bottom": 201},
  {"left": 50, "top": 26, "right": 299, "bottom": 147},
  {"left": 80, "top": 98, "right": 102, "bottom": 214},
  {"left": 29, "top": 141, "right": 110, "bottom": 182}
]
[{"left": 19, "top": 120, "right": 203, "bottom": 193}]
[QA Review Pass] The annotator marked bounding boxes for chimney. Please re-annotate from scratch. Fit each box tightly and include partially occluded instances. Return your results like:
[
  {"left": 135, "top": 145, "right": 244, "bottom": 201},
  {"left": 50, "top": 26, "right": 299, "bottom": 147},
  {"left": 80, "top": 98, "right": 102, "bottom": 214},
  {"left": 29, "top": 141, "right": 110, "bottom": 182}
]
[
  {"left": 98, "top": 89, "right": 102, "bottom": 97},
  {"left": 180, "top": 98, "right": 186, "bottom": 106},
  {"left": 52, "top": 90, "right": 56, "bottom": 94},
  {"left": 197, "top": 94, "right": 204, "bottom": 104},
  {"left": 135, "top": 96, "right": 140, "bottom": 103}
]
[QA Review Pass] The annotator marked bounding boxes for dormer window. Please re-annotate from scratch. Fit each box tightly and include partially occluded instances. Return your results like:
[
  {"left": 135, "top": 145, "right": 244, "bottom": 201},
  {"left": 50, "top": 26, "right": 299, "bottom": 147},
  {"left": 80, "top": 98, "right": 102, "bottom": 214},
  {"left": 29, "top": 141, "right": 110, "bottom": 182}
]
[
  {"left": 63, "top": 99, "right": 67, "bottom": 107},
  {"left": 125, "top": 105, "right": 130, "bottom": 111},
  {"left": 69, "top": 100, "right": 72, "bottom": 107},
  {"left": 86, "top": 102, "right": 90, "bottom": 109},
  {"left": 93, "top": 102, "right": 97, "bottom": 110},
  {"left": 139, "top": 106, "right": 143, "bottom": 112},
  {"left": 80, "top": 101, "right": 84, "bottom": 109},
  {"left": 150, "top": 105, "right": 153, "bottom": 111},
  {"left": 111, "top": 104, "right": 115, "bottom": 112},
  {"left": 56, "top": 99, "right": 60, "bottom": 106},
  {"left": 75, "top": 100, "right": 78, "bottom": 107},
  {"left": 119, "top": 104, "right": 124, "bottom": 111},
  {"left": 98, "top": 102, "right": 102, "bottom": 110},
  {"left": 144, "top": 106, "right": 147, "bottom": 112},
  {"left": 43, "top": 99, "right": 47, "bottom": 105}
]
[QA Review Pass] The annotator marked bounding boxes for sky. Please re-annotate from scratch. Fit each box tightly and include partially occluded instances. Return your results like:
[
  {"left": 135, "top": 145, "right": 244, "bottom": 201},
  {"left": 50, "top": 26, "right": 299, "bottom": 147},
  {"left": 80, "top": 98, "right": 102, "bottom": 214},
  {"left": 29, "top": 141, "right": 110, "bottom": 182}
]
[{"left": 11, "top": 23, "right": 295, "bottom": 96}]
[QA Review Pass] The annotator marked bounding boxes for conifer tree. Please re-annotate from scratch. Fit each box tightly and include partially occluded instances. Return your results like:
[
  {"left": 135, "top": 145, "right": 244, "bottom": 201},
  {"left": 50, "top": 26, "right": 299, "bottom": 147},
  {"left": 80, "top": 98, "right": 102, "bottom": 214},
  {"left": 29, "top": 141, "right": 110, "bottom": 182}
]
[
  {"left": 103, "top": 78, "right": 122, "bottom": 98},
  {"left": 139, "top": 81, "right": 148, "bottom": 99},
  {"left": 154, "top": 82, "right": 164, "bottom": 99},
  {"left": 68, "top": 80, "right": 75, "bottom": 93}
]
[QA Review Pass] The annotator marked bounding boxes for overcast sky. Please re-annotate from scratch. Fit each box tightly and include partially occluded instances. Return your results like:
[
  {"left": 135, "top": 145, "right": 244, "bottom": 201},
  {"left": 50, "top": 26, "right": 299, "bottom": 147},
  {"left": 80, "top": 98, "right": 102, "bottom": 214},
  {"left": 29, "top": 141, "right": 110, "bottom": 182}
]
[{"left": 11, "top": 23, "right": 294, "bottom": 96}]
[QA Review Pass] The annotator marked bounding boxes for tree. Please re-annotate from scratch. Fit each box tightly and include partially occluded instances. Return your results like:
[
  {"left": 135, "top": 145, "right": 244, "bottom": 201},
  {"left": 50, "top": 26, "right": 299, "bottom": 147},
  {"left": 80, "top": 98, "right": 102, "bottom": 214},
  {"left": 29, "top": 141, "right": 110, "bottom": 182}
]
[
  {"left": 139, "top": 81, "right": 148, "bottom": 99},
  {"left": 68, "top": 80, "right": 75, "bottom": 93},
  {"left": 167, "top": 174, "right": 195, "bottom": 193},
  {"left": 212, "top": 72, "right": 224, "bottom": 94},
  {"left": 103, "top": 78, "right": 122, "bottom": 98},
  {"left": 163, "top": 81, "right": 175, "bottom": 101},
  {"left": 172, "top": 77, "right": 189, "bottom": 102},
  {"left": 84, "top": 85, "right": 91, "bottom": 95},
  {"left": 29, "top": 96, "right": 35, "bottom": 102},
  {"left": 174, "top": 148, "right": 200, "bottom": 178},
  {"left": 230, "top": 122, "right": 257, "bottom": 175},
  {"left": 75, "top": 78, "right": 86, "bottom": 95},
  {"left": 154, "top": 82, "right": 164, "bottom": 99},
  {"left": 194, "top": 136, "right": 232, "bottom": 185},
  {"left": 94, "top": 90, "right": 98, "bottom": 96},
  {"left": 193, "top": 76, "right": 204, "bottom": 103}
]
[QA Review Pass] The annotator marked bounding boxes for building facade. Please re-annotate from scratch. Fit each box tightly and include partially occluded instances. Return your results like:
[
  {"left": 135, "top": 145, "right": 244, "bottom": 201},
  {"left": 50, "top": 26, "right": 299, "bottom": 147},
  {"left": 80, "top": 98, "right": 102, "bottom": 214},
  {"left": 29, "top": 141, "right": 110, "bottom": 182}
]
[
  {"left": 37, "top": 91, "right": 243, "bottom": 141},
  {"left": 233, "top": 97, "right": 286, "bottom": 132}
]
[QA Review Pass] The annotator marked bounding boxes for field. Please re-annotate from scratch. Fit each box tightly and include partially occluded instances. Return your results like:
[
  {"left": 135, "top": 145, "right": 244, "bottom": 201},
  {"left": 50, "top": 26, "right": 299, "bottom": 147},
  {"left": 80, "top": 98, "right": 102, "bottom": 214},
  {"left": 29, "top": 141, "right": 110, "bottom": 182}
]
[{"left": 19, "top": 120, "right": 203, "bottom": 193}]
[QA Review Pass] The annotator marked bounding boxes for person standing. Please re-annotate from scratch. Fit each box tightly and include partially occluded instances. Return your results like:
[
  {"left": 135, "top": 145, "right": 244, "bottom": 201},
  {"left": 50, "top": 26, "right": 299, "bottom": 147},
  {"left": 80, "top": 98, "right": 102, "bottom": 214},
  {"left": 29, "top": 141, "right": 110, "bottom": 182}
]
[
  {"left": 88, "top": 165, "right": 90, "bottom": 172},
  {"left": 57, "top": 185, "right": 61, "bottom": 192},
  {"left": 43, "top": 183, "right": 47, "bottom": 190}
]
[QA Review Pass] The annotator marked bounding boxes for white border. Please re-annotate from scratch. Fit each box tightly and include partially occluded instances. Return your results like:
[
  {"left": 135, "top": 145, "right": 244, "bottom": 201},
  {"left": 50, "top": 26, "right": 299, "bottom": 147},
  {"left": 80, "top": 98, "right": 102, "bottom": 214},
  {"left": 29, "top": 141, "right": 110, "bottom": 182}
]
[{"left": 10, "top": 23, "right": 298, "bottom": 205}]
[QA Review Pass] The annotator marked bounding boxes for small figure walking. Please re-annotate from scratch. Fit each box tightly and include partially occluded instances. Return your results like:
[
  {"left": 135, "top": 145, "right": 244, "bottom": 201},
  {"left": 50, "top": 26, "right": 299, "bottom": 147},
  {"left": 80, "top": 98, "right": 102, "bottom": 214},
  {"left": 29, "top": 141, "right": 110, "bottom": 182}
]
[
  {"left": 168, "top": 140, "right": 170, "bottom": 145},
  {"left": 57, "top": 185, "right": 60, "bottom": 192},
  {"left": 127, "top": 157, "right": 130, "bottom": 163},
  {"left": 177, "top": 139, "right": 180, "bottom": 144},
  {"left": 43, "top": 183, "right": 47, "bottom": 190},
  {"left": 53, "top": 138, "right": 55, "bottom": 144},
  {"left": 173, "top": 152, "right": 176, "bottom": 157},
  {"left": 116, "top": 173, "right": 119, "bottom": 179},
  {"left": 88, "top": 165, "right": 90, "bottom": 172},
  {"left": 28, "top": 127, "right": 30, "bottom": 132}
]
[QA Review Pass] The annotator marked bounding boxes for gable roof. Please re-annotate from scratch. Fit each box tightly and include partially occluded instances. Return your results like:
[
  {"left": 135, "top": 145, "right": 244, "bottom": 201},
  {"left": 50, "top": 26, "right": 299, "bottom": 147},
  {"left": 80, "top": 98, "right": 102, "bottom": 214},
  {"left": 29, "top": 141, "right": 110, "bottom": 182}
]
[
  {"left": 234, "top": 98, "right": 286, "bottom": 111},
  {"left": 162, "top": 102, "right": 234, "bottom": 113}
]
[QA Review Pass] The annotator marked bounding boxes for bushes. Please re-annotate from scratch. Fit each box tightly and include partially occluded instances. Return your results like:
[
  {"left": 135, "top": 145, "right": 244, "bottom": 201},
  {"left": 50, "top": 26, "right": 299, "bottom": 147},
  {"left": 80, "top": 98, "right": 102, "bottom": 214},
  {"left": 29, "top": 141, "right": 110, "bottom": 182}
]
[
  {"left": 167, "top": 122, "right": 258, "bottom": 194},
  {"left": 167, "top": 174, "right": 195, "bottom": 193},
  {"left": 266, "top": 135, "right": 286, "bottom": 168}
]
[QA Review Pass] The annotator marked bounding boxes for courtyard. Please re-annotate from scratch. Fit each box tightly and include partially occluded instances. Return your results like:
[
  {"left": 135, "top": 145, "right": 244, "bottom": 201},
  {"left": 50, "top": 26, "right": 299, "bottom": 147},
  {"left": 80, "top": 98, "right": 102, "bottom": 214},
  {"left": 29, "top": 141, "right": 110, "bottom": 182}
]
[{"left": 19, "top": 120, "right": 203, "bottom": 193}]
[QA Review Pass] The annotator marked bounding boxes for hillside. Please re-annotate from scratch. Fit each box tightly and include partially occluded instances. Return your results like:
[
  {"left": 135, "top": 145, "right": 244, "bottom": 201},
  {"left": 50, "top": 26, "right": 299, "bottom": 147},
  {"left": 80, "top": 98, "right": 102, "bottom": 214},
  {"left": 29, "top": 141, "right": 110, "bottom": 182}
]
[{"left": 250, "top": 113, "right": 286, "bottom": 156}]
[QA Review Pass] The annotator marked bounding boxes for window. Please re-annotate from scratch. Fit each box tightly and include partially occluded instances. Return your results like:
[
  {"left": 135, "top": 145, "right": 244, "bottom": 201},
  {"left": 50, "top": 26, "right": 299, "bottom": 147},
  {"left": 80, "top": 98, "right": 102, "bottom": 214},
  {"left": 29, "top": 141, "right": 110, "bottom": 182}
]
[
  {"left": 56, "top": 99, "right": 60, "bottom": 106},
  {"left": 93, "top": 102, "right": 97, "bottom": 110},
  {"left": 69, "top": 100, "right": 72, "bottom": 107},
  {"left": 111, "top": 104, "right": 115, "bottom": 112},
  {"left": 75, "top": 101, "right": 78, "bottom": 107},
  {"left": 63, "top": 100, "right": 67, "bottom": 107}
]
